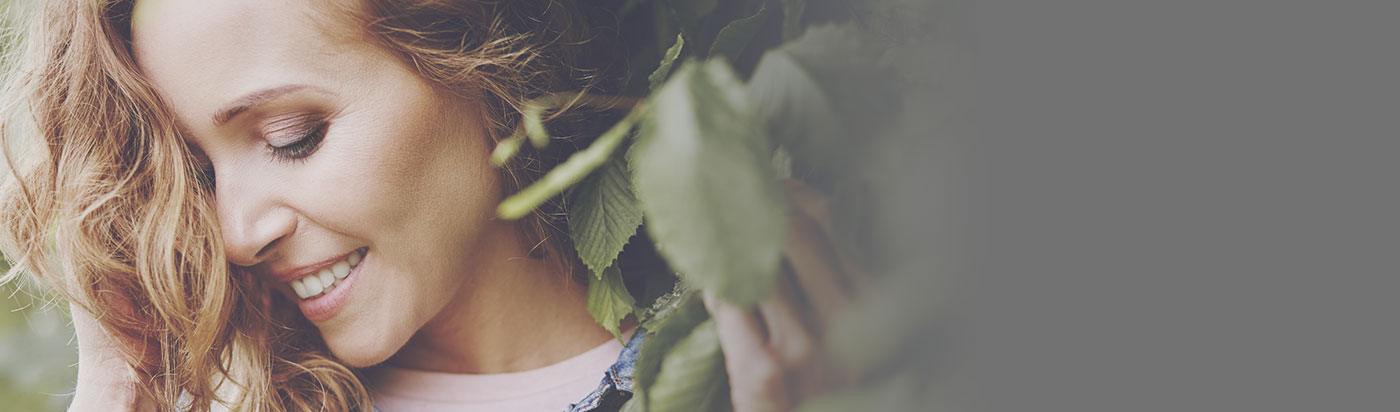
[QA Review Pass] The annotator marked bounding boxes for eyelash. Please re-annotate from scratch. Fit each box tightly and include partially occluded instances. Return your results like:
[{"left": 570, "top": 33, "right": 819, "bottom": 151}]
[{"left": 267, "top": 121, "right": 328, "bottom": 162}]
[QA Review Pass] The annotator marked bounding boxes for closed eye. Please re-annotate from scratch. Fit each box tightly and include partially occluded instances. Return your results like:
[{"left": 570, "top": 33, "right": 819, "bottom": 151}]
[{"left": 266, "top": 119, "right": 328, "bottom": 162}]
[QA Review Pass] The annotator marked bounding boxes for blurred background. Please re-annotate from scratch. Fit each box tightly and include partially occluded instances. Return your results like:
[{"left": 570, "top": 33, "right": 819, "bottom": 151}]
[
  {"left": 0, "top": 269, "right": 77, "bottom": 411},
  {"left": 0, "top": 0, "right": 79, "bottom": 410}
]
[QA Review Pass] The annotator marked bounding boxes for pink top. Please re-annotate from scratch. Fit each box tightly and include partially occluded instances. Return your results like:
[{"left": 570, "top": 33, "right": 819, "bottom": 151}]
[{"left": 365, "top": 334, "right": 629, "bottom": 412}]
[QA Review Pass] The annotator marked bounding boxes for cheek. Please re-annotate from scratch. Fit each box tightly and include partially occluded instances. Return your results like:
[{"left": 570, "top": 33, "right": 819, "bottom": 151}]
[
  {"left": 298, "top": 102, "right": 496, "bottom": 237},
  {"left": 309, "top": 107, "right": 500, "bottom": 366}
]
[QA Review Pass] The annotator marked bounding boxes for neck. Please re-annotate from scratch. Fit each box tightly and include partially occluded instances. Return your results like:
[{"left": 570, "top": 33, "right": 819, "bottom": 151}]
[{"left": 387, "top": 224, "right": 611, "bottom": 374}]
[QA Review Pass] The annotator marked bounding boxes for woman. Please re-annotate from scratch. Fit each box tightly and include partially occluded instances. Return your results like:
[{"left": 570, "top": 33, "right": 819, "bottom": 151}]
[{"left": 0, "top": 1, "right": 853, "bottom": 411}]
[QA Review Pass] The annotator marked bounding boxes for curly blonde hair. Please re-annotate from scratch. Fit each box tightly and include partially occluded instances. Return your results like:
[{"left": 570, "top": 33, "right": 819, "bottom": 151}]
[{"left": 0, "top": 0, "right": 622, "bottom": 410}]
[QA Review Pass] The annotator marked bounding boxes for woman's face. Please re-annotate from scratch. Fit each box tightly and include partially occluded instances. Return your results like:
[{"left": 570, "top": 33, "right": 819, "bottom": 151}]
[{"left": 131, "top": 0, "right": 511, "bottom": 366}]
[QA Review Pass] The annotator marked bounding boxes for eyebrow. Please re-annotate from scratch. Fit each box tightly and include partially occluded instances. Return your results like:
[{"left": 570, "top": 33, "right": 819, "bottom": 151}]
[{"left": 212, "top": 84, "right": 317, "bottom": 126}]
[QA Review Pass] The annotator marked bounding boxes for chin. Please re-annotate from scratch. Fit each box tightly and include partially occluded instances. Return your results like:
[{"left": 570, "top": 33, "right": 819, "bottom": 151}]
[
  {"left": 325, "top": 335, "right": 399, "bottom": 368},
  {"left": 320, "top": 321, "right": 410, "bottom": 368}
]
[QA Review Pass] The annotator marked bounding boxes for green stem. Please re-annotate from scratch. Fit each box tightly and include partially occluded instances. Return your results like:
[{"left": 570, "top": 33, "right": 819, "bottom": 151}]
[
  {"left": 522, "top": 92, "right": 644, "bottom": 149},
  {"left": 490, "top": 127, "right": 527, "bottom": 167},
  {"left": 497, "top": 102, "right": 649, "bottom": 220}
]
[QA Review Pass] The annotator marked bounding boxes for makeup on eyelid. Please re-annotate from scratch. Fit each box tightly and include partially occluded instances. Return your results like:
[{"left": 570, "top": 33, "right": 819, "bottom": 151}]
[{"left": 262, "top": 115, "right": 328, "bottom": 161}]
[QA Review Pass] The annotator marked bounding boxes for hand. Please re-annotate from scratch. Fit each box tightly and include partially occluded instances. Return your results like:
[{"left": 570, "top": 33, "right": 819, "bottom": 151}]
[
  {"left": 706, "top": 179, "right": 869, "bottom": 412},
  {"left": 68, "top": 300, "right": 157, "bottom": 411}
]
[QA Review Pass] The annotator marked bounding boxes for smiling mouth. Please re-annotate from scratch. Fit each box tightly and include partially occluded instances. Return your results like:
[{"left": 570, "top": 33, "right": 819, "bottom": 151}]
[{"left": 288, "top": 248, "right": 365, "bottom": 299}]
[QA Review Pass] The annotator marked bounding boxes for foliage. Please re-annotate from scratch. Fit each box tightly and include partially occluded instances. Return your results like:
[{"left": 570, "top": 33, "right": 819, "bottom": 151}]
[
  {"left": 570, "top": 154, "right": 644, "bottom": 279},
  {"left": 496, "top": 0, "right": 955, "bottom": 410},
  {"left": 587, "top": 266, "right": 638, "bottom": 341},
  {"left": 631, "top": 58, "right": 787, "bottom": 307}
]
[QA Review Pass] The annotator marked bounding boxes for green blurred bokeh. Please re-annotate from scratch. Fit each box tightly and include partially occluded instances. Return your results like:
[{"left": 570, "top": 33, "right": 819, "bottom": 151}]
[{"left": 0, "top": 279, "right": 76, "bottom": 412}]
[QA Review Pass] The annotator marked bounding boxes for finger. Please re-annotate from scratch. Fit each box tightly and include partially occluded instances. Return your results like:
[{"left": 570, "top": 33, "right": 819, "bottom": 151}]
[
  {"left": 784, "top": 210, "right": 852, "bottom": 325},
  {"left": 758, "top": 271, "right": 827, "bottom": 400},
  {"left": 704, "top": 290, "right": 767, "bottom": 341},
  {"left": 703, "top": 291, "right": 769, "bottom": 363},
  {"left": 704, "top": 292, "right": 790, "bottom": 412},
  {"left": 782, "top": 179, "right": 834, "bottom": 238},
  {"left": 783, "top": 179, "right": 873, "bottom": 292},
  {"left": 759, "top": 269, "right": 818, "bottom": 366}
]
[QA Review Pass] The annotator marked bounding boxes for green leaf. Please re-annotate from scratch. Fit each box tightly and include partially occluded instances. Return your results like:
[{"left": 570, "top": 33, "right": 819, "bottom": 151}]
[
  {"left": 708, "top": 4, "right": 770, "bottom": 61},
  {"left": 626, "top": 291, "right": 719, "bottom": 412},
  {"left": 622, "top": 394, "right": 646, "bottom": 412},
  {"left": 569, "top": 153, "right": 643, "bottom": 278},
  {"left": 747, "top": 50, "right": 842, "bottom": 179},
  {"left": 632, "top": 59, "right": 786, "bottom": 306},
  {"left": 747, "top": 25, "right": 907, "bottom": 269},
  {"left": 746, "top": 25, "right": 897, "bottom": 185},
  {"left": 630, "top": 291, "right": 707, "bottom": 395},
  {"left": 587, "top": 266, "right": 637, "bottom": 342},
  {"left": 637, "top": 282, "right": 689, "bottom": 331},
  {"left": 772, "top": 25, "right": 890, "bottom": 120},
  {"left": 649, "top": 34, "right": 686, "bottom": 91},
  {"left": 771, "top": 26, "right": 896, "bottom": 125},
  {"left": 647, "top": 319, "right": 730, "bottom": 412}
]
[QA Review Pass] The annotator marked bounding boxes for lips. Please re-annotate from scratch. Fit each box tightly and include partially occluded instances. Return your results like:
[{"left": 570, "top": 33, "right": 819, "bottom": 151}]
[
  {"left": 288, "top": 248, "right": 365, "bottom": 299},
  {"left": 290, "top": 248, "right": 368, "bottom": 322}
]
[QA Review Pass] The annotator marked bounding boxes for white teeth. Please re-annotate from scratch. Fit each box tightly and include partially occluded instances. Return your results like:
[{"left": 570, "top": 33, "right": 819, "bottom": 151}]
[
  {"left": 291, "top": 279, "right": 309, "bottom": 298},
  {"left": 318, "top": 269, "right": 334, "bottom": 287},
  {"left": 304, "top": 275, "right": 324, "bottom": 295},
  {"left": 332, "top": 261, "right": 351, "bottom": 278},
  {"left": 287, "top": 250, "right": 364, "bottom": 300}
]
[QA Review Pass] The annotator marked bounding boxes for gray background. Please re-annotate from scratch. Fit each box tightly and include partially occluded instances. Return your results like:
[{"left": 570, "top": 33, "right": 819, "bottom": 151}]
[{"left": 975, "top": 0, "right": 1397, "bottom": 410}]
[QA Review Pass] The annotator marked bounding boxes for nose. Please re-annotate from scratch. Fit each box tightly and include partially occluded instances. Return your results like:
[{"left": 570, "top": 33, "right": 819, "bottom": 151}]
[{"left": 216, "top": 171, "right": 297, "bottom": 267}]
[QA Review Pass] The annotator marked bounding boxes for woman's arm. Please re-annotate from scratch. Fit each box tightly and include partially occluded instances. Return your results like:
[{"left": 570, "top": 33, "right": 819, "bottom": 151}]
[{"left": 68, "top": 305, "right": 155, "bottom": 412}]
